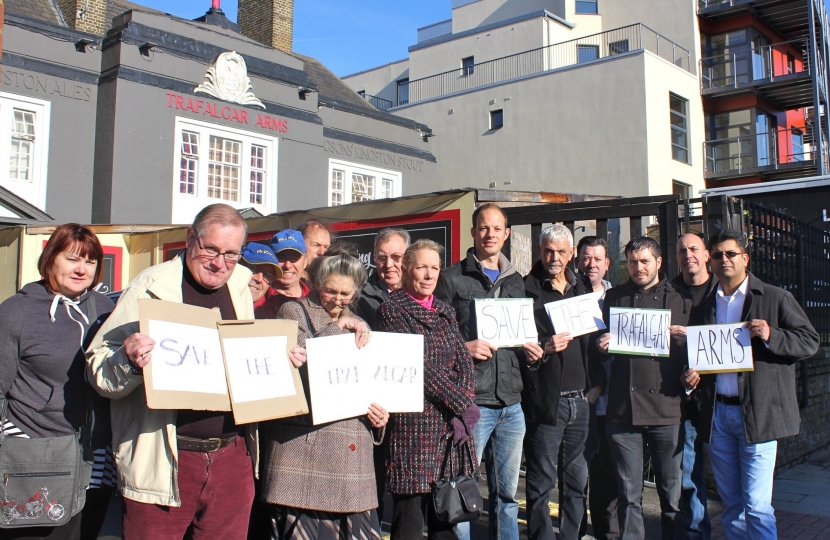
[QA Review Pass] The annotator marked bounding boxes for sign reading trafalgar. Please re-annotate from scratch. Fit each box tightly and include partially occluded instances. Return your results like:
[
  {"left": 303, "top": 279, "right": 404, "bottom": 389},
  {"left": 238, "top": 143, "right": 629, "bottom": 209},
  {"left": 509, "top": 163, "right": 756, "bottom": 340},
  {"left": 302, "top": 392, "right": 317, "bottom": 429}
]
[
  {"left": 608, "top": 307, "right": 672, "bottom": 357},
  {"left": 195, "top": 51, "right": 264, "bottom": 109},
  {"left": 474, "top": 299, "right": 538, "bottom": 348},
  {"left": 544, "top": 292, "right": 606, "bottom": 338},
  {"left": 686, "top": 323, "right": 754, "bottom": 374}
]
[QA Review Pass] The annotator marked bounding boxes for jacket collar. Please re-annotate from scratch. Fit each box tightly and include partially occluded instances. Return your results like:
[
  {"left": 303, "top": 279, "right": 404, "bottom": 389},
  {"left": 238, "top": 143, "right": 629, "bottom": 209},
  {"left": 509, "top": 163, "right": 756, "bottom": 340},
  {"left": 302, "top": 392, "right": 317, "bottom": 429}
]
[
  {"left": 462, "top": 247, "right": 517, "bottom": 283},
  {"left": 525, "top": 261, "right": 586, "bottom": 297},
  {"left": 671, "top": 272, "right": 718, "bottom": 296},
  {"left": 388, "top": 288, "right": 452, "bottom": 329},
  {"left": 619, "top": 273, "right": 673, "bottom": 295}
]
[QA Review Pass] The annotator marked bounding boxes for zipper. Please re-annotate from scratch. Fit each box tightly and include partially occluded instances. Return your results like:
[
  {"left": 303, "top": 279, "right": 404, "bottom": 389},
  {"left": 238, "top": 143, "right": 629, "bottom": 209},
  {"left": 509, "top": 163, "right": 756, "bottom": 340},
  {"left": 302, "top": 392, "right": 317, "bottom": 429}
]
[{"left": 4, "top": 472, "right": 71, "bottom": 485}]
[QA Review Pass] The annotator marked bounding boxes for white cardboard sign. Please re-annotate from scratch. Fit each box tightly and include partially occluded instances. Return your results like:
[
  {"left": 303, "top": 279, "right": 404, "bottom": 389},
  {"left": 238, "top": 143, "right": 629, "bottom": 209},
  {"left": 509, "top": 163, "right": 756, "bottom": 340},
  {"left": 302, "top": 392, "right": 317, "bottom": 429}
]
[
  {"left": 608, "top": 307, "right": 672, "bottom": 357},
  {"left": 148, "top": 319, "right": 229, "bottom": 396},
  {"left": 544, "top": 291, "right": 606, "bottom": 338},
  {"left": 686, "top": 323, "right": 754, "bottom": 374},
  {"left": 474, "top": 298, "right": 538, "bottom": 347},
  {"left": 221, "top": 336, "right": 297, "bottom": 403},
  {"left": 305, "top": 332, "right": 425, "bottom": 425}
]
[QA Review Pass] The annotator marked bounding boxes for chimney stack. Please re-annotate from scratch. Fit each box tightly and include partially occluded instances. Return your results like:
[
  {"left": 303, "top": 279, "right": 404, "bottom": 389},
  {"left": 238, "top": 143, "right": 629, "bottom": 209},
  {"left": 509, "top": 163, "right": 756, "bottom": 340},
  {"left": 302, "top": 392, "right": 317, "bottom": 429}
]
[
  {"left": 57, "top": 0, "right": 107, "bottom": 35},
  {"left": 238, "top": 0, "right": 294, "bottom": 53}
]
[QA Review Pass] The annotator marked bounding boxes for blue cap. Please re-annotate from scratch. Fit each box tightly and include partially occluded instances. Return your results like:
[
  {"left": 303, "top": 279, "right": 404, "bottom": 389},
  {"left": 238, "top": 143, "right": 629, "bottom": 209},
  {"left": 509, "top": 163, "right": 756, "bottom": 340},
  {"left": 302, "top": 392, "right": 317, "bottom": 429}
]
[
  {"left": 241, "top": 243, "right": 283, "bottom": 277},
  {"left": 270, "top": 229, "right": 307, "bottom": 255}
]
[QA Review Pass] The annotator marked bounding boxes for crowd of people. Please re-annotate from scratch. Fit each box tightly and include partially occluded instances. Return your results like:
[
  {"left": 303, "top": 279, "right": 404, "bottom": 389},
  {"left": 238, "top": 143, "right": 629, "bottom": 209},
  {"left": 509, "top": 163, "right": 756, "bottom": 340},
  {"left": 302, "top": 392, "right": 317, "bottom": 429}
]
[{"left": 0, "top": 201, "right": 820, "bottom": 540}]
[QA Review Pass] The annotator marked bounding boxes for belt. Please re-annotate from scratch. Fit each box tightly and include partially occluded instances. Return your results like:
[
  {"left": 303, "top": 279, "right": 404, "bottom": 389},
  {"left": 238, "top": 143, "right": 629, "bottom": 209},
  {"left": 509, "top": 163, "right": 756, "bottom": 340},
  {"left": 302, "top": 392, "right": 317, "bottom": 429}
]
[
  {"left": 560, "top": 390, "right": 584, "bottom": 398},
  {"left": 716, "top": 394, "right": 741, "bottom": 406},
  {"left": 176, "top": 435, "right": 237, "bottom": 453}
]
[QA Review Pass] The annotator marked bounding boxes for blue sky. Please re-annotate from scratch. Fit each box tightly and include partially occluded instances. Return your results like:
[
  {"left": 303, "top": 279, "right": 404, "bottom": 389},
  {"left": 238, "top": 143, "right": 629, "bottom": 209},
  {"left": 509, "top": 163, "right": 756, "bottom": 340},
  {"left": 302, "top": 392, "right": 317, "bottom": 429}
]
[{"left": 137, "top": 0, "right": 449, "bottom": 76}]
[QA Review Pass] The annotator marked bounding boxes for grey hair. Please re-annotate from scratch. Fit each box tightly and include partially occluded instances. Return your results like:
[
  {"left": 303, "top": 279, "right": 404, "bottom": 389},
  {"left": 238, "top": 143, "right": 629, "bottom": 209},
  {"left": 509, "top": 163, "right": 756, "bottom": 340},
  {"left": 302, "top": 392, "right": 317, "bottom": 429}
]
[
  {"left": 402, "top": 239, "right": 444, "bottom": 270},
  {"left": 538, "top": 224, "right": 573, "bottom": 248},
  {"left": 309, "top": 253, "right": 368, "bottom": 296},
  {"left": 191, "top": 203, "right": 248, "bottom": 238},
  {"left": 374, "top": 228, "right": 411, "bottom": 254}
]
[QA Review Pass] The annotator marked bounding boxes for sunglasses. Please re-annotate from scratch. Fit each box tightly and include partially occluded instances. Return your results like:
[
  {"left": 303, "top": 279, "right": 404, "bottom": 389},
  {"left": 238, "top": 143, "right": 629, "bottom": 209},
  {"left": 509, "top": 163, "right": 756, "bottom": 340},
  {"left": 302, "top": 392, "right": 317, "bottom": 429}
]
[{"left": 711, "top": 250, "right": 743, "bottom": 260}]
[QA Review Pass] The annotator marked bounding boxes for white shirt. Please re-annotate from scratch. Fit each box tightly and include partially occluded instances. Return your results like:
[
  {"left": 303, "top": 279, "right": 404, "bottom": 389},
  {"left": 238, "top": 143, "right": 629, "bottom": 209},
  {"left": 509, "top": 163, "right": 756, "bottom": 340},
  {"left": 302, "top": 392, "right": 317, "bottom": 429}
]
[{"left": 715, "top": 277, "right": 749, "bottom": 396}]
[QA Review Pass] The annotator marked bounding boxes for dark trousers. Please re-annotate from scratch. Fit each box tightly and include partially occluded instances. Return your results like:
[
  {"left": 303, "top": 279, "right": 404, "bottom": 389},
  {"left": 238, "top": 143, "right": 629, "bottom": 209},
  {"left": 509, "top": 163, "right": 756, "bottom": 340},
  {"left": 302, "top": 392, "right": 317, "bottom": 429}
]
[
  {"left": 607, "top": 421, "right": 683, "bottom": 540},
  {"left": 588, "top": 415, "right": 620, "bottom": 540},
  {"left": 80, "top": 486, "right": 113, "bottom": 540},
  {"left": 122, "top": 437, "right": 255, "bottom": 540},
  {"left": 524, "top": 396, "right": 590, "bottom": 540},
  {"left": 391, "top": 493, "right": 456, "bottom": 540},
  {"left": 0, "top": 513, "right": 81, "bottom": 540}
]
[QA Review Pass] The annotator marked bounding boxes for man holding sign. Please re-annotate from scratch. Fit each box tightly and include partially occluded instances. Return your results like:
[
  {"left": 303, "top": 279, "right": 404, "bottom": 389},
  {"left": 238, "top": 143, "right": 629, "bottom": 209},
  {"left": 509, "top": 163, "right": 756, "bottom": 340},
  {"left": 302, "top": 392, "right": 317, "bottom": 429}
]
[
  {"left": 595, "top": 237, "right": 692, "bottom": 540},
  {"left": 683, "top": 229, "right": 819, "bottom": 540},
  {"left": 436, "top": 203, "right": 541, "bottom": 540},
  {"left": 521, "top": 225, "right": 603, "bottom": 540}
]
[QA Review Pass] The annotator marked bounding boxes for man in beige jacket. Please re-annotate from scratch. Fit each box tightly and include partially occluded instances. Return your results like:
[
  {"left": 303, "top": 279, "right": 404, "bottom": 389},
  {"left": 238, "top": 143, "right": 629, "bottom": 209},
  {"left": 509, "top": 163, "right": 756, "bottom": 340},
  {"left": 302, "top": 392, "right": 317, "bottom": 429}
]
[{"left": 87, "top": 204, "right": 257, "bottom": 540}]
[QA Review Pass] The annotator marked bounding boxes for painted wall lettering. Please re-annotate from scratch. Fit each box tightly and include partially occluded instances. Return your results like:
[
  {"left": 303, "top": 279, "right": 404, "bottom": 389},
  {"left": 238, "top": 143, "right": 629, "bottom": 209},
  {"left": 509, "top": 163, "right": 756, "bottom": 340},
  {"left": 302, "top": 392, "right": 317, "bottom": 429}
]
[
  {"left": 165, "top": 92, "right": 288, "bottom": 133},
  {"left": 323, "top": 140, "right": 424, "bottom": 171},
  {"left": 0, "top": 68, "right": 93, "bottom": 101}
]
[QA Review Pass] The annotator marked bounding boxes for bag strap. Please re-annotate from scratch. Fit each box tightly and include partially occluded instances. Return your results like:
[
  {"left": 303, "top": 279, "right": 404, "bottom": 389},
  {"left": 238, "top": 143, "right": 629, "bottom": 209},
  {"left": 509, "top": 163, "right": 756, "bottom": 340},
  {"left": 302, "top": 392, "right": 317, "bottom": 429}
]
[
  {"left": 438, "top": 434, "right": 455, "bottom": 480},
  {"left": 296, "top": 301, "right": 319, "bottom": 339}
]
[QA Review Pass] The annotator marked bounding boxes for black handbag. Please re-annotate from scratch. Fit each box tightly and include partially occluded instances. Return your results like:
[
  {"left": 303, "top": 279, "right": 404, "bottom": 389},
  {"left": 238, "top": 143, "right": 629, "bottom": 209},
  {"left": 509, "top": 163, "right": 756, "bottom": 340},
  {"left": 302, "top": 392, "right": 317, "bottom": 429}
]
[{"left": 431, "top": 436, "right": 482, "bottom": 525}]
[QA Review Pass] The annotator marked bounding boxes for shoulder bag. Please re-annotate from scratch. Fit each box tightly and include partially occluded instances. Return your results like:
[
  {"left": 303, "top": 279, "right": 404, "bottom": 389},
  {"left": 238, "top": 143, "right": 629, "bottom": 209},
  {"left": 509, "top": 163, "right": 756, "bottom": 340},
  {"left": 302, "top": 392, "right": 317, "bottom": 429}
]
[{"left": 431, "top": 436, "right": 482, "bottom": 525}]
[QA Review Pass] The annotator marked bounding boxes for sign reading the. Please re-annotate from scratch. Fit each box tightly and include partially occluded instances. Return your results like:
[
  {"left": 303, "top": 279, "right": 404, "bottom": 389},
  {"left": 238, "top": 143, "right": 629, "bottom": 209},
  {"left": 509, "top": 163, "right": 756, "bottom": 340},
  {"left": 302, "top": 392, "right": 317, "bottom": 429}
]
[
  {"left": 474, "top": 298, "right": 538, "bottom": 348},
  {"left": 305, "top": 332, "right": 424, "bottom": 425},
  {"left": 544, "top": 292, "right": 606, "bottom": 338},
  {"left": 608, "top": 307, "right": 672, "bottom": 357},
  {"left": 686, "top": 323, "right": 754, "bottom": 374},
  {"left": 221, "top": 336, "right": 297, "bottom": 403}
]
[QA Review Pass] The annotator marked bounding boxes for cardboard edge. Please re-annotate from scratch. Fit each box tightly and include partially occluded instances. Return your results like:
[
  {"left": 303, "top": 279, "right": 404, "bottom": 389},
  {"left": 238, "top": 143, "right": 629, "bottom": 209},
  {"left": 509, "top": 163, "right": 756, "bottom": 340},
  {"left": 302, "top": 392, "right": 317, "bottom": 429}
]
[{"left": 694, "top": 366, "right": 755, "bottom": 374}]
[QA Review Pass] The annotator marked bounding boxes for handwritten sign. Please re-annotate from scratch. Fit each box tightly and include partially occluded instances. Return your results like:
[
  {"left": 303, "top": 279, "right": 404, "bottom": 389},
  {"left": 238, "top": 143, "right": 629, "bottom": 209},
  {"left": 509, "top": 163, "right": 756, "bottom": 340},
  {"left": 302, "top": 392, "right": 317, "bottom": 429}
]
[
  {"left": 687, "top": 323, "right": 754, "bottom": 374},
  {"left": 305, "top": 332, "right": 424, "bottom": 425},
  {"left": 544, "top": 292, "right": 606, "bottom": 337},
  {"left": 608, "top": 307, "right": 672, "bottom": 357},
  {"left": 474, "top": 299, "right": 538, "bottom": 347}
]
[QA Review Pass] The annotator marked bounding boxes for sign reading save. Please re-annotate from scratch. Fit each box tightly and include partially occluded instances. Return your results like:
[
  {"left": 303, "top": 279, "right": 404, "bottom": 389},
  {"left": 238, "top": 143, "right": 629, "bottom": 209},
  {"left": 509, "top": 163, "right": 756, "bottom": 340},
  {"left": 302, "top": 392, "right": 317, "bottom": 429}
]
[
  {"left": 608, "top": 307, "right": 672, "bottom": 357},
  {"left": 686, "top": 323, "right": 754, "bottom": 374},
  {"left": 475, "top": 299, "right": 538, "bottom": 348}
]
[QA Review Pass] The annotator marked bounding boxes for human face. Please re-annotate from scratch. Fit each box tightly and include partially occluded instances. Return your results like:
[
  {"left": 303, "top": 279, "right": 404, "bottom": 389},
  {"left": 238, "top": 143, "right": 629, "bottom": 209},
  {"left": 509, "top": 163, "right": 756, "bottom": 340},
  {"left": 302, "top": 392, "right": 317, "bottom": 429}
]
[
  {"left": 404, "top": 249, "right": 441, "bottom": 300},
  {"left": 539, "top": 239, "right": 574, "bottom": 279},
  {"left": 49, "top": 246, "right": 97, "bottom": 298},
  {"left": 375, "top": 235, "right": 407, "bottom": 290},
  {"left": 676, "top": 234, "right": 710, "bottom": 282},
  {"left": 577, "top": 245, "right": 610, "bottom": 286},
  {"left": 318, "top": 273, "right": 356, "bottom": 319},
  {"left": 627, "top": 248, "right": 662, "bottom": 289},
  {"left": 304, "top": 228, "right": 331, "bottom": 264},
  {"left": 243, "top": 263, "right": 277, "bottom": 302},
  {"left": 472, "top": 208, "right": 510, "bottom": 260},
  {"left": 275, "top": 250, "right": 307, "bottom": 289},
  {"left": 185, "top": 224, "right": 245, "bottom": 290},
  {"left": 710, "top": 239, "right": 749, "bottom": 283}
]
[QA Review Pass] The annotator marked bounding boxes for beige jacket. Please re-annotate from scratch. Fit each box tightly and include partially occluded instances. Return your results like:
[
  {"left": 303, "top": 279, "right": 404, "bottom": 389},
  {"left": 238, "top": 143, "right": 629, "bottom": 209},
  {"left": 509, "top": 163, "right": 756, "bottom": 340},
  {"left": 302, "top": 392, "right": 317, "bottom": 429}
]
[{"left": 86, "top": 254, "right": 256, "bottom": 507}]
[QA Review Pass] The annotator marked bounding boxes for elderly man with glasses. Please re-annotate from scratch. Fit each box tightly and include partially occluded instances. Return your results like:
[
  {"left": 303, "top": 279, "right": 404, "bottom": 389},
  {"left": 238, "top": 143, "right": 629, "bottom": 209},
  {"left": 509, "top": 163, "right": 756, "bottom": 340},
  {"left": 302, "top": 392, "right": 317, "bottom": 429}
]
[
  {"left": 356, "top": 228, "right": 411, "bottom": 329},
  {"left": 87, "top": 204, "right": 264, "bottom": 539}
]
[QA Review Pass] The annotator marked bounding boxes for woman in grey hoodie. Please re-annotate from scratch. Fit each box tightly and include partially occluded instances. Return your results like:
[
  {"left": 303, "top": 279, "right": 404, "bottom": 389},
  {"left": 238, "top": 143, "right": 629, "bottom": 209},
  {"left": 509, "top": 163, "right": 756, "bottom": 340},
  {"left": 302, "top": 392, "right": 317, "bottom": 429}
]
[{"left": 0, "top": 224, "right": 114, "bottom": 540}]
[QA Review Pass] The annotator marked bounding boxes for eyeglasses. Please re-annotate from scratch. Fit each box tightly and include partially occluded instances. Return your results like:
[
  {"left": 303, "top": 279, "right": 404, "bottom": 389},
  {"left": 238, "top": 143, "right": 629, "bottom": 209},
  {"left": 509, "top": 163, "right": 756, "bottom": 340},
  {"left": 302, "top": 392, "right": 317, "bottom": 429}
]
[
  {"left": 375, "top": 253, "right": 403, "bottom": 265},
  {"left": 196, "top": 239, "right": 241, "bottom": 262},
  {"left": 711, "top": 250, "right": 743, "bottom": 260}
]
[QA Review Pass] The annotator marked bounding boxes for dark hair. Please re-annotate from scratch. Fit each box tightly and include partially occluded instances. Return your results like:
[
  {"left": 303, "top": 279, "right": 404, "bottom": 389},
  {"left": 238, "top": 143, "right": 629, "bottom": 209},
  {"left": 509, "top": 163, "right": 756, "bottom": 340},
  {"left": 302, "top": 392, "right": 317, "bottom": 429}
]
[
  {"left": 324, "top": 240, "right": 360, "bottom": 259},
  {"left": 299, "top": 220, "right": 330, "bottom": 239},
  {"left": 577, "top": 236, "right": 609, "bottom": 258},
  {"left": 708, "top": 229, "right": 747, "bottom": 252},
  {"left": 472, "top": 203, "right": 509, "bottom": 228},
  {"left": 38, "top": 223, "right": 105, "bottom": 291},
  {"left": 624, "top": 236, "right": 661, "bottom": 260}
]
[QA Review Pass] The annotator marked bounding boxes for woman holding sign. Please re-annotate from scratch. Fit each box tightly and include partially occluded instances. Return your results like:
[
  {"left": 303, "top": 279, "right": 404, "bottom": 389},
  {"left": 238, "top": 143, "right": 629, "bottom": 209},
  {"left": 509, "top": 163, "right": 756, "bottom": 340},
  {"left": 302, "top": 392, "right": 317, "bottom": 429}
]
[
  {"left": 376, "top": 239, "right": 479, "bottom": 540},
  {"left": 262, "top": 252, "right": 389, "bottom": 540}
]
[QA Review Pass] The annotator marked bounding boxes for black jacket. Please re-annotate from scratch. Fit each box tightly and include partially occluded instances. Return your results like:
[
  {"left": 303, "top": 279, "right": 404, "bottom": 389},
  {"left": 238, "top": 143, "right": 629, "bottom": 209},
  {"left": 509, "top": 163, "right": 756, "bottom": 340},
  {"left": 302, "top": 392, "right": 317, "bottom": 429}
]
[
  {"left": 435, "top": 249, "right": 526, "bottom": 407},
  {"left": 354, "top": 271, "right": 389, "bottom": 330},
  {"left": 521, "top": 263, "right": 605, "bottom": 425},
  {"left": 692, "top": 272, "right": 820, "bottom": 444},
  {"left": 599, "top": 274, "right": 692, "bottom": 426}
]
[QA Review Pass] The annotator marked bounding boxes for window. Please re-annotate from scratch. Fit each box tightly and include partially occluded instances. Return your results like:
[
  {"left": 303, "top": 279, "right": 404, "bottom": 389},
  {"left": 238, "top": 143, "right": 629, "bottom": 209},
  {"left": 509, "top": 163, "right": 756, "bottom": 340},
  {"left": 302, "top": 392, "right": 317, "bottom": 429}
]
[
  {"left": 397, "top": 79, "right": 409, "bottom": 106},
  {"left": 672, "top": 180, "right": 692, "bottom": 199},
  {"left": 173, "top": 117, "right": 276, "bottom": 224},
  {"left": 462, "top": 56, "right": 475, "bottom": 76},
  {"left": 609, "top": 40, "right": 629, "bottom": 55},
  {"left": 0, "top": 92, "right": 50, "bottom": 209},
  {"left": 328, "top": 159, "right": 401, "bottom": 206},
  {"left": 787, "top": 53, "right": 795, "bottom": 75},
  {"left": 577, "top": 44, "right": 599, "bottom": 63},
  {"left": 670, "top": 93, "right": 690, "bottom": 164},
  {"left": 792, "top": 129, "right": 804, "bottom": 161},
  {"left": 575, "top": 0, "right": 598, "bottom": 14},
  {"left": 490, "top": 109, "right": 504, "bottom": 129}
]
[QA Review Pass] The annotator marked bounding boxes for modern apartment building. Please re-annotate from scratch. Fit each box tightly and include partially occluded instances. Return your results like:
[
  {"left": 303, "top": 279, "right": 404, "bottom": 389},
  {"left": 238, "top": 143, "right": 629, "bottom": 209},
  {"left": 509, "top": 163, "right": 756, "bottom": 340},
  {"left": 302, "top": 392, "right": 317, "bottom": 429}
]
[{"left": 344, "top": 0, "right": 830, "bottom": 198}]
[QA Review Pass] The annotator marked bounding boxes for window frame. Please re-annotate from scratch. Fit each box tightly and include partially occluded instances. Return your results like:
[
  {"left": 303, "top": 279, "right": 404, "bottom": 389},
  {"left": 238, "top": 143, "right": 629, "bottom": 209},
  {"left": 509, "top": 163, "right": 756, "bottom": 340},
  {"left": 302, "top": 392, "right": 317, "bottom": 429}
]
[
  {"left": 0, "top": 91, "right": 51, "bottom": 210},
  {"left": 397, "top": 79, "right": 410, "bottom": 106},
  {"left": 327, "top": 159, "right": 402, "bottom": 207},
  {"left": 462, "top": 56, "right": 475, "bottom": 76},
  {"left": 490, "top": 109, "right": 504, "bottom": 130},
  {"left": 669, "top": 93, "right": 691, "bottom": 165},
  {"left": 575, "top": 0, "right": 599, "bottom": 15}
]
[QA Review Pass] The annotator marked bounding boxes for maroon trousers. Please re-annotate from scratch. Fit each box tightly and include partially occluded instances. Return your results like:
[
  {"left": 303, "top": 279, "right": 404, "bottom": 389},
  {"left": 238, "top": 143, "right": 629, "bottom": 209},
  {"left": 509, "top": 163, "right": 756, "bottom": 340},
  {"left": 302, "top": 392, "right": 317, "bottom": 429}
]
[{"left": 122, "top": 437, "right": 254, "bottom": 540}]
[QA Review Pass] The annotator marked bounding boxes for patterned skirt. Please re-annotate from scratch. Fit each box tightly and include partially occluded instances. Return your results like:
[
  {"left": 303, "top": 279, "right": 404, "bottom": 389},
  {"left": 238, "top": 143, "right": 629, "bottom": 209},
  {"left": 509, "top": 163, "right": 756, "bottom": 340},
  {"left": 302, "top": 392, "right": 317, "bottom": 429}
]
[{"left": 270, "top": 505, "right": 382, "bottom": 540}]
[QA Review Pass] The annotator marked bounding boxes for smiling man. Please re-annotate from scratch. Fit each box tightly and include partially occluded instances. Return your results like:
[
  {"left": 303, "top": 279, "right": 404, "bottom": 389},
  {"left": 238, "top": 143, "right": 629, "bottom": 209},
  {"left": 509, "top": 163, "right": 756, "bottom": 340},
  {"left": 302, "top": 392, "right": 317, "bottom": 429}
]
[
  {"left": 237, "top": 242, "right": 283, "bottom": 319},
  {"left": 356, "top": 228, "right": 410, "bottom": 329},
  {"left": 264, "top": 229, "right": 311, "bottom": 316}
]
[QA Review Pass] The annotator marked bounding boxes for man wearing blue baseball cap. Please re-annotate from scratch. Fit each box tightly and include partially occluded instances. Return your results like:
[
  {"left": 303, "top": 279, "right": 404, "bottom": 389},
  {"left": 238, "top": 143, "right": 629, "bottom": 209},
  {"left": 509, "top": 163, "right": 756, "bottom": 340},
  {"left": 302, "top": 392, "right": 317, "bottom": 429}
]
[
  {"left": 261, "top": 229, "right": 311, "bottom": 317},
  {"left": 239, "top": 242, "right": 283, "bottom": 318}
]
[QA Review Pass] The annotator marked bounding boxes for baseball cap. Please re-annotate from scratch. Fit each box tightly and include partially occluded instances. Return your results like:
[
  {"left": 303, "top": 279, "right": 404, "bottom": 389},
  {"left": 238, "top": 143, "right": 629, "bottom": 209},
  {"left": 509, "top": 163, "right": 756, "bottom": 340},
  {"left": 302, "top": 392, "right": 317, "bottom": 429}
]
[
  {"left": 270, "top": 229, "right": 307, "bottom": 255},
  {"left": 241, "top": 242, "right": 283, "bottom": 278}
]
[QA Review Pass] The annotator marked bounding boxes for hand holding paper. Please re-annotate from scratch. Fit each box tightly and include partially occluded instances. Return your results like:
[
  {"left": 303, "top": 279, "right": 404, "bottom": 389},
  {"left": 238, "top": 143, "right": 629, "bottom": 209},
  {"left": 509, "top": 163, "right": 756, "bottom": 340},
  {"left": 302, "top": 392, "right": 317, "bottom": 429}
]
[
  {"left": 545, "top": 333, "right": 573, "bottom": 354},
  {"left": 467, "top": 339, "right": 497, "bottom": 360}
]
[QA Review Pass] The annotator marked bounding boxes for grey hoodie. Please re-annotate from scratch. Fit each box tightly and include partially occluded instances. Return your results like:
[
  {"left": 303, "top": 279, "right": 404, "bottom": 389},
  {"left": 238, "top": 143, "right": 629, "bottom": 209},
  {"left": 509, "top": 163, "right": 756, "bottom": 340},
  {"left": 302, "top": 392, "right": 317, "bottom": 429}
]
[{"left": 0, "top": 281, "right": 114, "bottom": 438}]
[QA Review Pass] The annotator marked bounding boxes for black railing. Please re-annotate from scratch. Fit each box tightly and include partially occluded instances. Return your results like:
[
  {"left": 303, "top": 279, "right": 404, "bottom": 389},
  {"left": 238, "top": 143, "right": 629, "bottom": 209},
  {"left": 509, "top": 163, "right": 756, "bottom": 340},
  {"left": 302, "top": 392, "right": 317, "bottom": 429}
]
[
  {"left": 358, "top": 92, "right": 394, "bottom": 111},
  {"left": 703, "top": 126, "right": 816, "bottom": 175},
  {"left": 700, "top": 40, "right": 811, "bottom": 90}
]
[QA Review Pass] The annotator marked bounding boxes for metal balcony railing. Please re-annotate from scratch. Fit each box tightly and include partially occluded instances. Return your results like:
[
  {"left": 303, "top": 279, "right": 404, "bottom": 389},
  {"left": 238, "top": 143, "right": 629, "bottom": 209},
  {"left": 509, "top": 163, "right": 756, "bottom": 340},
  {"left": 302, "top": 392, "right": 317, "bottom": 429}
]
[
  {"left": 698, "top": 0, "right": 736, "bottom": 8},
  {"left": 703, "top": 126, "right": 816, "bottom": 175},
  {"left": 700, "top": 40, "right": 811, "bottom": 90},
  {"left": 358, "top": 92, "right": 394, "bottom": 111},
  {"left": 397, "top": 23, "right": 691, "bottom": 106}
]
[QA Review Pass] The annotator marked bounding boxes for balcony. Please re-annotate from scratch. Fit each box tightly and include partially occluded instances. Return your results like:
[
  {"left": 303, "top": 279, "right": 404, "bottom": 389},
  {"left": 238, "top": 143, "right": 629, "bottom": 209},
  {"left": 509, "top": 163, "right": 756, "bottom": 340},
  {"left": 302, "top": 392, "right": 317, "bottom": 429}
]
[
  {"left": 700, "top": 40, "right": 817, "bottom": 108},
  {"left": 396, "top": 24, "right": 691, "bottom": 107},
  {"left": 358, "top": 92, "right": 394, "bottom": 112},
  {"left": 703, "top": 125, "right": 821, "bottom": 180}
]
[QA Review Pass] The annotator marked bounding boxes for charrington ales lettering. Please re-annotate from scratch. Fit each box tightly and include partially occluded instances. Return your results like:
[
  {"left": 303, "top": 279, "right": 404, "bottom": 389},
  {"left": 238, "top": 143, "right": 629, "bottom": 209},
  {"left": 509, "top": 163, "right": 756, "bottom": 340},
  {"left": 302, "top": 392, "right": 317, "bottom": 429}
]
[
  {"left": 166, "top": 92, "right": 288, "bottom": 133},
  {"left": 1, "top": 68, "right": 92, "bottom": 101},
  {"left": 324, "top": 140, "right": 424, "bottom": 171}
]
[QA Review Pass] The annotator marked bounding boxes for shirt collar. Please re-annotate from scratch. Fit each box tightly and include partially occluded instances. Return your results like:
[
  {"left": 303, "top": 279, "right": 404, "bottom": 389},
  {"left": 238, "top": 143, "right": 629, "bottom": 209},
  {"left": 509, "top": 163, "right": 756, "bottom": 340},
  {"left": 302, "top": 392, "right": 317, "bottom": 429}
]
[
  {"left": 543, "top": 267, "right": 578, "bottom": 293},
  {"left": 716, "top": 275, "right": 749, "bottom": 301}
]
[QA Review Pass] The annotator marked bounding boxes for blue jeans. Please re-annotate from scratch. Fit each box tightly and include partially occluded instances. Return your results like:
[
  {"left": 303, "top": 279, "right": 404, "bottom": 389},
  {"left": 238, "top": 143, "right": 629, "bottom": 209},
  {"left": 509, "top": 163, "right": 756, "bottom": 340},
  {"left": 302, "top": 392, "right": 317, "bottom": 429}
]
[
  {"left": 456, "top": 402, "right": 525, "bottom": 540},
  {"left": 681, "top": 418, "right": 711, "bottom": 539},
  {"left": 707, "top": 403, "right": 778, "bottom": 540}
]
